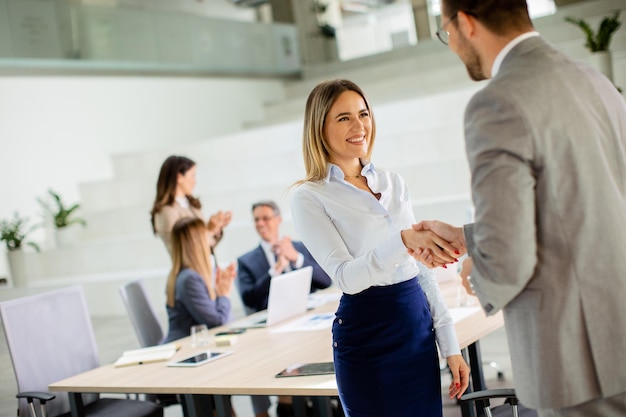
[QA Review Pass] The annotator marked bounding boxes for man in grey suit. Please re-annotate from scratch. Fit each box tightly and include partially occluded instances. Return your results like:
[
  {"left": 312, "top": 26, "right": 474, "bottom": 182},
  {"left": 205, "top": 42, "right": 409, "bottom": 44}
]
[{"left": 413, "top": 1, "right": 626, "bottom": 416}]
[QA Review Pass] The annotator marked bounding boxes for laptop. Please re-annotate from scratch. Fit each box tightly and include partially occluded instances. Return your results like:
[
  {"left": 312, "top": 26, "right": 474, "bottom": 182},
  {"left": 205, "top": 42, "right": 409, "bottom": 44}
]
[{"left": 233, "top": 266, "right": 313, "bottom": 328}]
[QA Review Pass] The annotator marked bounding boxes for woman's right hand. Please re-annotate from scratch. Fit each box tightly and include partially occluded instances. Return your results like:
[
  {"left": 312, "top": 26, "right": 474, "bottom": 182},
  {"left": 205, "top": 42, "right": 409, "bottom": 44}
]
[
  {"left": 401, "top": 228, "right": 459, "bottom": 266},
  {"left": 215, "top": 262, "right": 236, "bottom": 297},
  {"left": 207, "top": 210, "right": 233, "bottom": 235}
]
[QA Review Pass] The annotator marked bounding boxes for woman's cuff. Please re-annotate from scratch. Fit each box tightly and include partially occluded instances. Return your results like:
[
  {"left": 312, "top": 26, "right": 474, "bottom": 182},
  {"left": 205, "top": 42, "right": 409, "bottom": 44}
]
[{"left": 435, "top": 324, "right": 462, "bottom": 357}]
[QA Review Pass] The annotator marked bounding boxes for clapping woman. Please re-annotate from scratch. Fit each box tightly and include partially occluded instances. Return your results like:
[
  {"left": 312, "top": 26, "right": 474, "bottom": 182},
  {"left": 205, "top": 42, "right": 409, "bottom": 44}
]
[
  {"left": 163, "top": 217, "right": 236, "bottom": 343},
  {"left": 150, "top": 155, "right": 232, "bottom": 258}
]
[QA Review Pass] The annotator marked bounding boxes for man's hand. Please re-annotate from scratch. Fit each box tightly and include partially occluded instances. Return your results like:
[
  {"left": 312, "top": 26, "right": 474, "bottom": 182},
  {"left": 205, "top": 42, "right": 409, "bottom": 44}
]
[
  {"left": 401, "top": 229, "right": 459, "bottom": 265},
  {"left": 410, "top": 220, "right": 466, "bottom": 268},
  {"left": 273, "top": 255, "right": 290, "bottom": 275},
  {"left": 459, "top": 257, "right": 474, "bottom": 296},
  {"left": 273, "top": 237, "right": 299, "bottom": 263}
]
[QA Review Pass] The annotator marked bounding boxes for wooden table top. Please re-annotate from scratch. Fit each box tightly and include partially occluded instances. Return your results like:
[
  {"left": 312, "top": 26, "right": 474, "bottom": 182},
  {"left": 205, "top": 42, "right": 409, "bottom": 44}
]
[{"left": 49, "top": 282, "right": 503, "bottom": 397}]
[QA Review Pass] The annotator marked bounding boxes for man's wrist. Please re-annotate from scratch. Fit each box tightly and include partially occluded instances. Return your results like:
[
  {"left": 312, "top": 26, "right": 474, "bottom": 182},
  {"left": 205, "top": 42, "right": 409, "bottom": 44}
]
[{"left": 293, "top": 252, "right": 305, "bottom": 268}]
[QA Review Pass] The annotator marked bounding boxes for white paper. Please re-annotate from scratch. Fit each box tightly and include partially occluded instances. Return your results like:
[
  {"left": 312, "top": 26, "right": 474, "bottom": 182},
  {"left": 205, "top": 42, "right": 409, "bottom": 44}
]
[
  {"left": 448, "top": 307, "right": 482, "bottom": 324},
  {"left": 271, "top": 313, "right": 335, "bottom": 333}
]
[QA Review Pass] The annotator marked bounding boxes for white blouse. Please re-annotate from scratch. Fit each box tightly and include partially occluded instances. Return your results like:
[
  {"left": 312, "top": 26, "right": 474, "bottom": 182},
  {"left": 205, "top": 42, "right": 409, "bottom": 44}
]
[{"left": 291, "top": 161, "right": 461, "bottom": 357}]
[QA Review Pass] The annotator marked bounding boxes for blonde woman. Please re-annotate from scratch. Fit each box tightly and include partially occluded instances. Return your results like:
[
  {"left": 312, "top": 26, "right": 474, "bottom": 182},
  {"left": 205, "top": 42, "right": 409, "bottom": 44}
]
[
  {"left": 163, "top": 217, "right": 236, "bottom": 343},
  {"left": 290, "top": 79, "right": 468, "bottom": 417}
]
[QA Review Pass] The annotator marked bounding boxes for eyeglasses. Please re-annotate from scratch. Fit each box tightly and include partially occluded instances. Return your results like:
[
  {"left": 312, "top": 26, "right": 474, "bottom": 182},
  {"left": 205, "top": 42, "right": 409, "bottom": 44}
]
[
  {"left": 436, "top": 13, "right": 458, "bottom": 46},
  {"left": 254, "top": 215, "right": 277, "bottom": 223}
]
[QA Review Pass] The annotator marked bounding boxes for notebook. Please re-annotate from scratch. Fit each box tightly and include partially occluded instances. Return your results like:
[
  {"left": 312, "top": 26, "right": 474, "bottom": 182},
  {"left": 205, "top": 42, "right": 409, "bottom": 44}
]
[
  {"left": 114, "top": 342, "right": 180, "bottom": 367},
  {"left": 233, "top": 266, "right": 313, "bottom": 328}
]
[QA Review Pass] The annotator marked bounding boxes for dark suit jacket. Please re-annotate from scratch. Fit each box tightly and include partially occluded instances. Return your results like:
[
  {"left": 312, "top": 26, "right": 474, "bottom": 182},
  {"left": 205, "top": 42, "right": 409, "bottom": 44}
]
[{"left": 236, "top": 241, "right": 332, "bottom": 312}]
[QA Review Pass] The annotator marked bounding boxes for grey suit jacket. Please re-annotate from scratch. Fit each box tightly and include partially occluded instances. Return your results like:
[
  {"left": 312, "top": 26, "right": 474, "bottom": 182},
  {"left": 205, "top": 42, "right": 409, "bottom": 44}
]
[{"left": 463, "top": 36, "right": 626, "bottom": 409}]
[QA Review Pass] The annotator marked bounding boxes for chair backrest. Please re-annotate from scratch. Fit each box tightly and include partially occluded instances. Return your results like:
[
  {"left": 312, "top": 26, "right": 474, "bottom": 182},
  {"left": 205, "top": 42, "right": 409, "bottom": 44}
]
[
  {"left": 119, "top": 279, "right": 164, "bottom": 347},
  {"left": 0, "top": 286, "right": 100, "bottom": 417}
]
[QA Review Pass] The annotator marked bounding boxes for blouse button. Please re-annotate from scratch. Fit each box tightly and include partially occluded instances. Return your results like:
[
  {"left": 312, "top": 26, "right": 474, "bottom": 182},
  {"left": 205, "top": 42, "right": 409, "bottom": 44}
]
[
  {"left": 333, "top": 342, "right": 338, "bottom": 347},
  {"left": 338, "top": 318, "right": 343, "bottom": 324}
]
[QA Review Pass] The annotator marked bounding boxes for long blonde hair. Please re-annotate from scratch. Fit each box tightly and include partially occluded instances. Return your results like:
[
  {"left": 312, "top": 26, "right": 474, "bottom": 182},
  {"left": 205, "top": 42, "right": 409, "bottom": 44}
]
[
  {"left": 166, "top": 217, "right": 215, "bottom": 307},
  {"left": 297, "top": 79, "right": 376, "bottom": 184}
]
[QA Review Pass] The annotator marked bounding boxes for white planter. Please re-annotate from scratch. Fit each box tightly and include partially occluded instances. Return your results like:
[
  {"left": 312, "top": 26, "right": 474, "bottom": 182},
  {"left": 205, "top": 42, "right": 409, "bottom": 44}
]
[
  {"left": 7, "top": 250, "right": 31, "bottom": 287},
  {"left": 42, "top": 222, "right": 58, "bottom": 250},
  {"left": 55, "top": 226, "right": 81, "bottom": 248},
  {"left": 585, "top": 50, "right": 613, "bottom": 82}
]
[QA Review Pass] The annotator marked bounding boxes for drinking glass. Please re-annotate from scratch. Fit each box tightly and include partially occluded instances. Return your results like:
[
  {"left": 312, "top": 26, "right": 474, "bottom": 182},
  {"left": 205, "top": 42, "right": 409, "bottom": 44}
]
[{"left": 190, "top": 324, "right": 211, "bottom": 347}]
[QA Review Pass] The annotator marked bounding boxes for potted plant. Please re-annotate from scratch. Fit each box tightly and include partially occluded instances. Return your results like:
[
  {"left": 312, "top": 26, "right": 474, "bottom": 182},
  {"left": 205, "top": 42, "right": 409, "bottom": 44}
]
[
  {"left": 565, "top": 11, "right": 621, "bottom": 81},
  {"left": 0, "top": 212, "right": 41, "bottom": 287},
  {"left": 0, "top": 212, "right": 41, "bottom": 251},
  {"left": 37, "top": 189, "right": 87, "bottom": 247}
]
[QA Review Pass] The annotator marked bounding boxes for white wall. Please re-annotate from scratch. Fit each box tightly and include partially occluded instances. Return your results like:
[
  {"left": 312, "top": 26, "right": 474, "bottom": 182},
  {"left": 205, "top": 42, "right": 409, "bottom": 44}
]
[{"left": 0, "top": 76, "right": 284, "bottom": 277}]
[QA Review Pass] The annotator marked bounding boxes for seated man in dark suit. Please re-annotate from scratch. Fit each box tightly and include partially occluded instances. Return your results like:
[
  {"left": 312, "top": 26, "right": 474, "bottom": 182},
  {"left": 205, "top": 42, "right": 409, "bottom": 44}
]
[
  {"left": 237, "top": 200, "right": 332, "bottom": 417},
  {"left": 237, "top": 200, "right": 332, "bottom": 313}
]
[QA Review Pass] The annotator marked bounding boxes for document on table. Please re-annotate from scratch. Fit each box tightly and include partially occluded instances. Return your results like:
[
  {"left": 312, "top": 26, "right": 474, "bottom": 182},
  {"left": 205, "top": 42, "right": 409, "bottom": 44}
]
[
  {"left": 271, "top": 313, "right": 335, "bottom": 333},
  {"left": 307, "top": 292, "right": 342, "bottom": 310},
  {"left": 449, "top": 307, "right": 482, "bottom": 324}
]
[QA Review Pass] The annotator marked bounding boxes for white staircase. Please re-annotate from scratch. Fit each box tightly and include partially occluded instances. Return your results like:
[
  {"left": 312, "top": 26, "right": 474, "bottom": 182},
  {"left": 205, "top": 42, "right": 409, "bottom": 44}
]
[{"left": 2, "top": 0, "right": 624, "bottom": 318}]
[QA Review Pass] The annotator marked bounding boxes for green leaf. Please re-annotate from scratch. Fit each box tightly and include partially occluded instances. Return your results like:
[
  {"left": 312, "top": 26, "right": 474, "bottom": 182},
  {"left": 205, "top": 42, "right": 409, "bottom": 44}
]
[
  {"left": 37, "top": 189, "right": 87, "bottom": 229},
  {"left": 0, "top": 212, "right": 41, "bottom": 251},
  {"left": 565, "top": 11, "right": 621, "bottom": 52}
]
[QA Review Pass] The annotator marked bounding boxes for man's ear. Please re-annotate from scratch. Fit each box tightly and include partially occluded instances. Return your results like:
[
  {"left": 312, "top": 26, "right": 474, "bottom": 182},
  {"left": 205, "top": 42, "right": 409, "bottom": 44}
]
[{"left": 456, "top": 10, "right": 476, "bottom": 39}]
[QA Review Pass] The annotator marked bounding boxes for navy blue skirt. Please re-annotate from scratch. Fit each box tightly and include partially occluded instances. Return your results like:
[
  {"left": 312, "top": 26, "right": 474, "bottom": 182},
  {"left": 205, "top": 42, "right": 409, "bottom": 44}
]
[{"left": 332, "top": 278, "right": 442, "bottom": 417}]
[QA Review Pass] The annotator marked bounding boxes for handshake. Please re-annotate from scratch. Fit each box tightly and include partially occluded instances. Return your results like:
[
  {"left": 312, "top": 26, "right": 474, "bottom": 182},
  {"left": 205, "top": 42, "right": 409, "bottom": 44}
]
[{"left": 401, "top": 220, "right": 467, "bottom": 269}]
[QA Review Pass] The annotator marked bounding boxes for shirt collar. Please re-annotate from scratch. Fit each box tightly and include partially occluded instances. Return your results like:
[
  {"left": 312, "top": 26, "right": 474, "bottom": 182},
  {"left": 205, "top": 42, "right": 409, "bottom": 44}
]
[
  {"left": 175, "top": 195, "right": 190, "bottom": 209},
  {"left": 260, "top": 239, "right": 274, "bottom": 253},
  {"left": 491, "top": 31, "right": 540, "bottom": 77},
  {"left": 325, "top": 159, "right": 375, "bottom": 183}
]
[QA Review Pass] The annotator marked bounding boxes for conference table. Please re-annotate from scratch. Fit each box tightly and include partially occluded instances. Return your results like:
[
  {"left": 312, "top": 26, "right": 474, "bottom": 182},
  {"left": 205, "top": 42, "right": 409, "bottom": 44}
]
[{"left": 49, "top": 282, "right": 503, "bottom": 417}]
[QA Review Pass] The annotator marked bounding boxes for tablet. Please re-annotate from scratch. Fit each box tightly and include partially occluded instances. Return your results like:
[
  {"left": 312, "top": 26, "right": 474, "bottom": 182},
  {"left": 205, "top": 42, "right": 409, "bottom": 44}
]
[
  {"left": 275, "top": 362, "right": 335, "bottom": 378},
  {"left": 167, "top": 350, "right": 233, "bottom": 367}
]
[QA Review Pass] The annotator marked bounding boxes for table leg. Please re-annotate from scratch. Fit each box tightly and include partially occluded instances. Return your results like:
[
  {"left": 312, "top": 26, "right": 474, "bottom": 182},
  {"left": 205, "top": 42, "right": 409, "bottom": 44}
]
[
  {"left": 183, "top": 394, "right": 214, "bottom": 417},
  {"left": 311, "top": 396, "right": 333, "bottom": 417},
  {"left": 214, "top": 395, "right": 232, "bottom": 417},
  {"left": 68, "top": 393, "right": 85, "bottom": 417},
  {"left": 468, "top": 341, "right": 486, "bottom": 392},
  {"left": 460, "top": 340, "right": 488, "bottom": 417},
  {"left": 293, "top": 396, "right": 308, "bottom": 417}
]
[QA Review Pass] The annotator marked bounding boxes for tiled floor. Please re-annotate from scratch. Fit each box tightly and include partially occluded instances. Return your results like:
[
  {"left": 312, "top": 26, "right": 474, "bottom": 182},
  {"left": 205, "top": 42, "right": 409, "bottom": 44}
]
[{"left": 0, "top": 314, "right": 514, "bottom": 417}]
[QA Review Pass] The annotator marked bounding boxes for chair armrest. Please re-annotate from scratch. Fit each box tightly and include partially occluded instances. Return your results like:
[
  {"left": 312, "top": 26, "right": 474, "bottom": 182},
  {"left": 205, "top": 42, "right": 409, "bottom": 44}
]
[
  {"left": 17, "top": 392, "right": 57, "bottom": 417},
  {"left": 461, "top": 388, "right": 519, "bottom": 404},
  {"left": 16, "top": 392, "right": 56, "bottom": 402}
]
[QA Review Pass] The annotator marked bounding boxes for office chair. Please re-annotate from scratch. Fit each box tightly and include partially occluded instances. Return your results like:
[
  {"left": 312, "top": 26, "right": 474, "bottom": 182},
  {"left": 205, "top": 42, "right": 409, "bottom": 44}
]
[
  {"left": 118, "top": 280, "right": 184, "bottom": 408},
  {"left": 119, "top": 279, "right": 165, "bottom": 347},
  {"left": 0, "top": 286, "right": 163, "bottom": 417},
  {"left": 461, "top": 388, "right": 538, "bottom": 417}
]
